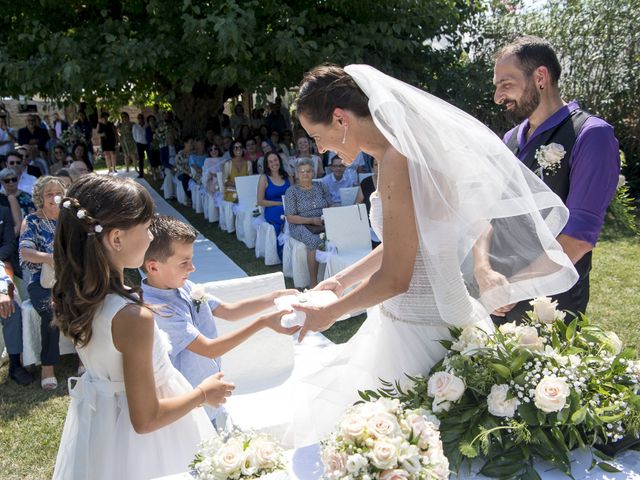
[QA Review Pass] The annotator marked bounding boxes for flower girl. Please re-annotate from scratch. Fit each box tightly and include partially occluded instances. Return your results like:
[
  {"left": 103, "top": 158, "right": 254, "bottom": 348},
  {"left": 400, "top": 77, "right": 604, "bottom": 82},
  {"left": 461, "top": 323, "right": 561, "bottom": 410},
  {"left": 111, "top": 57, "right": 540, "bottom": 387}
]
[{"left": 51, "top": 174, "right": 234, "bottom": 480}]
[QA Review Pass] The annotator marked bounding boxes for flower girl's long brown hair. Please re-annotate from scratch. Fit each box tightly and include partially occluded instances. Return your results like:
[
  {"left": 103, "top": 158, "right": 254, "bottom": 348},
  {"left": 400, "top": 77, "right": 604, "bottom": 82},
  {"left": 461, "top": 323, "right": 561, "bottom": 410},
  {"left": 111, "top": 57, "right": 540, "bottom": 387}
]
[{"left": 52, "top": 174, "right": 155, "bottom": 347}]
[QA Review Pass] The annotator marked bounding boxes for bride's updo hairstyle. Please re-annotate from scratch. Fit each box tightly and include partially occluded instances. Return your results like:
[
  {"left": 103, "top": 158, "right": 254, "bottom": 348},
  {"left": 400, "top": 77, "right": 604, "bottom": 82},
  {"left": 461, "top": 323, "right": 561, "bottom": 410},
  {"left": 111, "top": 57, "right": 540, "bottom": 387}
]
[
  {"left": 297, "top": 64, "right": 371, "bottom": 125},
  {"left": 52, "top": 174, "right": 155, "bottom": 347}
]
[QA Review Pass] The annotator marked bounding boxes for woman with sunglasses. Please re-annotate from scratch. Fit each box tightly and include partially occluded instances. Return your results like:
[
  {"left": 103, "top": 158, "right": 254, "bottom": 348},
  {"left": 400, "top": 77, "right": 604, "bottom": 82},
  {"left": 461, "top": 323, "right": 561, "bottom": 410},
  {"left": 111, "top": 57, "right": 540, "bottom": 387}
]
[
  {"left": 222, "top": 142, "right": 251, "bottom": 203},
  {"left": 0, "top": 167, "right": 35, "bottom": 236},
  {"left": 202, "top": 144, "right": 225, "bottom": 195}
]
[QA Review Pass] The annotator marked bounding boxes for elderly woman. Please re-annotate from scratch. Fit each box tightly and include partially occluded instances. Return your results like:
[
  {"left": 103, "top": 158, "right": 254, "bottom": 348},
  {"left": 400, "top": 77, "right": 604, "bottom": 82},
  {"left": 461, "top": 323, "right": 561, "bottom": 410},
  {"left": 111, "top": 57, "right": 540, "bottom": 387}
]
[
  {"left": 284, "top": 158, "right": 333, "bottom": 287},
  {"left": 19, "top": 175, "right": 66, "bottom": 389}
]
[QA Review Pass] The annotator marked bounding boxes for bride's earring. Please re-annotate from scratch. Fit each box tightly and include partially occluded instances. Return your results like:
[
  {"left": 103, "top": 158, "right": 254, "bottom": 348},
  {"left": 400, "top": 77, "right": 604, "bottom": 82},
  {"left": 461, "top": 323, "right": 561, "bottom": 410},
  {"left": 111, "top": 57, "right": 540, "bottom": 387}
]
[{"left": 341, "top": 125, "right": 348, "bottom": 145}]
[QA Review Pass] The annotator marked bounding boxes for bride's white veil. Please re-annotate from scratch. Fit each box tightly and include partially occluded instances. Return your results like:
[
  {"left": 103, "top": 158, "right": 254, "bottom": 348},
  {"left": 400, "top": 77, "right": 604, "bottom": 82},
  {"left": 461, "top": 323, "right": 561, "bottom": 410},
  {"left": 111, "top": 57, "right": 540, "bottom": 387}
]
[{"left": 345, "top": 64, "right": 578, "bottom": 324}]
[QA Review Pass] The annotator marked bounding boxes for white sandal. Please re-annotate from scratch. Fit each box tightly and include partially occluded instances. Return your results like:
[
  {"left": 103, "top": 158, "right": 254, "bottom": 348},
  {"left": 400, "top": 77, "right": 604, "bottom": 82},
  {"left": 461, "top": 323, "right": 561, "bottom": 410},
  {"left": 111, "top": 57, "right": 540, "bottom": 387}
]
[{"left": 41, "top": 377, "right": 58, "bottom": 390}]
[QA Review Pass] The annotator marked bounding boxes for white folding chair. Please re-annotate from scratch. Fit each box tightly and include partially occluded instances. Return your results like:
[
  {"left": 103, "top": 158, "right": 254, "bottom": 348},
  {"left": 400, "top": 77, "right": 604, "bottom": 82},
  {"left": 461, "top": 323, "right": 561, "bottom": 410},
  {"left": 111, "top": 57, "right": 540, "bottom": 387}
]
[
  {"left": 322, "top": 204, "right": 372, "bottom": 280},
  {"left": 339, "top": 186, "right": 359, "bottom": 206},
  {"left": 173, "top": 175, "right": 188, "bottom": 206},
  {"left": 21, "top": 300, "right": 76, "bottom": 366},
  {"left": 234, "top": 175, "right": 261, "bottom": 248}
]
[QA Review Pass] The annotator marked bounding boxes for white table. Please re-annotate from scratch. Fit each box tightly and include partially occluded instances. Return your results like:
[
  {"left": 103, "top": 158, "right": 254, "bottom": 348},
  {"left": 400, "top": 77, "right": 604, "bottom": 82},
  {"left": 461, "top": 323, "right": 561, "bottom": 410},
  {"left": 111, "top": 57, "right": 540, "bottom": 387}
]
[{"left": 153, "top": 445, "right": 640, "bottom": 479}]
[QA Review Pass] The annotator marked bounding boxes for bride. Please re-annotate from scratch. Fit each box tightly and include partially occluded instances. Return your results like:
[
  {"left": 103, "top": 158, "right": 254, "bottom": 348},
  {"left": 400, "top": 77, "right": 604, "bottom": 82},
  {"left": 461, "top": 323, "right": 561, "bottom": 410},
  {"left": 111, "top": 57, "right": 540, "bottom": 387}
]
[{"left": 285, "top": 64, "right": 578, "bottom": 447}]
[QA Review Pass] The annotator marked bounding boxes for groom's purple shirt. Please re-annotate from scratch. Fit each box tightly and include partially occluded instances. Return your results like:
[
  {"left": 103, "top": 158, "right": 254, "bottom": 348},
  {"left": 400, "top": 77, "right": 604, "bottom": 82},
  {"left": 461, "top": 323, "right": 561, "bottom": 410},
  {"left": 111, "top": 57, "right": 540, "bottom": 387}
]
[{"left": 503, "top": 100, "right": 620, "bottom": 246}]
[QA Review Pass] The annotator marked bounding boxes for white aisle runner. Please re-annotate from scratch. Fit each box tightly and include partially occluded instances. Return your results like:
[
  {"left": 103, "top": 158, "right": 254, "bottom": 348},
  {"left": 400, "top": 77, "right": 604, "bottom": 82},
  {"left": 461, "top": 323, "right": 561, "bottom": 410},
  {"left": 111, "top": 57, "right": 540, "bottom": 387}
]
[{"left": 139, "top": 178, "right": 247, "bottom": 282}]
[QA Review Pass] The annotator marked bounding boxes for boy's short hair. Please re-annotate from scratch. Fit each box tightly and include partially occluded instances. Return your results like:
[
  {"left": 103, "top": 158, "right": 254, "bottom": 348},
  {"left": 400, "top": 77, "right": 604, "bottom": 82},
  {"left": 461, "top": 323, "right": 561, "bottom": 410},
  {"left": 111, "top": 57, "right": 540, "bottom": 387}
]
[{"left": 145, "top": 215, "right": 197, "bottom": 263}]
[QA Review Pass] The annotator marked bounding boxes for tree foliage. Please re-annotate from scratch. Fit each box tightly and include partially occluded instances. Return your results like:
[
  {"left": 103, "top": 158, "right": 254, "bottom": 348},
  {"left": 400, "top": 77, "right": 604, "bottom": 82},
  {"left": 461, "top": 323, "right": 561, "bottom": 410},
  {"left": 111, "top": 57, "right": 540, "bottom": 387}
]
[{"left": 0, "top": 0, "right": 482, "bottom": 135}]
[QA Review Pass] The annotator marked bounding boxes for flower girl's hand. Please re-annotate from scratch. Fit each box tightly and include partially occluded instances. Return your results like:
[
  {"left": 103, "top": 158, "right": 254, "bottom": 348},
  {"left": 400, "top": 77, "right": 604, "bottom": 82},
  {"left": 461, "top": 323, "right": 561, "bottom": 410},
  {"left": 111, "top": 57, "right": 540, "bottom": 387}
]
[
  {"left": 198, "top": 372, "right": 235, "bottom": 407},
  {"left": 260, "top": 309, "right": 301, "bottom": 335},
  {"left": 272, "top": 288, "right": 300, "bottom": 299},
  {"left": 313, "top": 277, "right": 345, "bottom": 297}
]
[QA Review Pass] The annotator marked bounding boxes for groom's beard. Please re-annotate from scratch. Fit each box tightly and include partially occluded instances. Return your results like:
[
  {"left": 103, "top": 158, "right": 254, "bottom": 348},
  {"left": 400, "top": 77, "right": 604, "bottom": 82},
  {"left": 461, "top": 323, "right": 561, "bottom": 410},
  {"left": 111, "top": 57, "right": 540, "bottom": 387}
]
[{"left": 504, "top": 80, "right": 540, "bottom": 124}]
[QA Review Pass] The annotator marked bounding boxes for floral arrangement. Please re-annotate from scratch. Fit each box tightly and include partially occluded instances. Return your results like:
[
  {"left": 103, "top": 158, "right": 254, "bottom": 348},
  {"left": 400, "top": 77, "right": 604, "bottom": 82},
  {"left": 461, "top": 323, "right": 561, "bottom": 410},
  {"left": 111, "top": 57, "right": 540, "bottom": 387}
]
[
  {"left": 59, "top": 125, "right": 87, "bottom": 148},
  {"left": 321, "top": 397, "right": 449, "bottom": 480},
  {"left": 191, "top": 430, "right": 287, "bottom": 480},
  {"left": 534, "top": 142, "right": 565, "bottom": 177},
  {"left": 318, "top": 232, "right": 327, "bottom": 252},
  {"left": 191, "top": 284, "right": 209, "bottom": 313},
  {"left": 367, "top": 298, "right": 640, "bottom": 479}
]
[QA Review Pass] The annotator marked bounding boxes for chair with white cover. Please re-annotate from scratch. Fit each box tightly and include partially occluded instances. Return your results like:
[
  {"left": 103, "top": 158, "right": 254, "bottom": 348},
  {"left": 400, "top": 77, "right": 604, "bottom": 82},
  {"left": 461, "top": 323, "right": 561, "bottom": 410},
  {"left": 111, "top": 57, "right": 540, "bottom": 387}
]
[
  {"left": 358, "top": 172, "right": 374, "bottom": 183},
  {"left": 339, "top": 186, "right": 359, "bottom": 206},
  {"left": 21, "top": 299, "right": 76, "bottom": 366},
  {"left": 255, "top": 207, "right": 281, "bottom": 266},
  {"left": 189, "top": 169, "right": 203, "bottom": 214},
  {"left": 218, "top": 174, "right": 235, "bottom": 233},
  {"left": 234, "top": 175, "right": 260, "bottom": 248},
  {"left": 173, "top": 175, "right": 189, "bottom": 206},
  {"left": 162, "top": 168, "right": 175, "bottom": 199},
  {"left": 322, "top": 204, "right": 372, "bottom": 280}
]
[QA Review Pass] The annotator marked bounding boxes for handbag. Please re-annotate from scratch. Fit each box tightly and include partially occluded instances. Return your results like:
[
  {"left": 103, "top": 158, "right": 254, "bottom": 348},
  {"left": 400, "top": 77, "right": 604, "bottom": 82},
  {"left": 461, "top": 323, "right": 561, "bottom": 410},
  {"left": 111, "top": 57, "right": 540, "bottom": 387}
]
[{"left": 40, "top": 263, "right": 56, "bottom": 289}]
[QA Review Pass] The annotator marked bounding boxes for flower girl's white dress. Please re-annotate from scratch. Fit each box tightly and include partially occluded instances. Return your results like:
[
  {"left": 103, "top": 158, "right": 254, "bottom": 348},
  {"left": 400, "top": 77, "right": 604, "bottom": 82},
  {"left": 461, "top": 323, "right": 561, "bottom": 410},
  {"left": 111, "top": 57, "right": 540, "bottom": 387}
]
[
  {"left": 53, "top": 294, "right": 215, "bottom": 480},
  {"left": 290, "top": 193, "right": 494, "bottom": 447}
]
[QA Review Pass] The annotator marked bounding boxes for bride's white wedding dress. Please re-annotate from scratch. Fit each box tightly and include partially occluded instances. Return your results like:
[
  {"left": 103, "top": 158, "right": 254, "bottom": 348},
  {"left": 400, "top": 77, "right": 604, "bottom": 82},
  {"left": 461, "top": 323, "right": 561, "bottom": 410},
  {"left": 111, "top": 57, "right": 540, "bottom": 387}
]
[{"left": 289, "top": 192, "right": 494, "bottom": 447}]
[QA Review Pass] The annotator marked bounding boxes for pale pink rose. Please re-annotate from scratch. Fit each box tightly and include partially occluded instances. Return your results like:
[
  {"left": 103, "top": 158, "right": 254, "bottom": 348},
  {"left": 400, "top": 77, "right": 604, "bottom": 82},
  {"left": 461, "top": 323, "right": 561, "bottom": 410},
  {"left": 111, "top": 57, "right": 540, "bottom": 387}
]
[
  {"left": 340, "top": 414, "right": 367, "bottom": 439},
  {"left": 367, "top": 411, "right": 401, "bottom": 438},
  {"left": 252, "top": 439, "right": 279, "bottom": 468},
  {"left": 530, "top": 297, "right": 559, "bottom": 324},
  {"left": 534, "top": 376, "right": 570, "bottom": 413},
  {"left": 370, "top": 440, "right": 398, "bottom": 470},
  {"left": 380, "top": 469, "right": 410, "bottom": 480},
  {"left": 321, "top": 448, "right": 347, "bottom": 476},
  {"left": 516, "top": 326, "right": 544, "bottom": 350},
  {"left": 427, "top": 372, "right": 465, "bottom": 402}
]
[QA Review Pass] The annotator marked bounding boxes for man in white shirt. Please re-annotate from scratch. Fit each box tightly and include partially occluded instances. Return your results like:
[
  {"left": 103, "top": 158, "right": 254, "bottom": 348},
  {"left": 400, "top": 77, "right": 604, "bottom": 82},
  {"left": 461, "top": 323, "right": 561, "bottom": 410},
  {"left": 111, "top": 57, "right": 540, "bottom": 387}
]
[
  {"left": 132, "top": 113, "right": 147, "bottom": 178},
  {"left": 321, "top": 155, "right": 358, "bottom": 204},
  {"left": 5, "top": 151, "right": 36, "bottom": 195}
]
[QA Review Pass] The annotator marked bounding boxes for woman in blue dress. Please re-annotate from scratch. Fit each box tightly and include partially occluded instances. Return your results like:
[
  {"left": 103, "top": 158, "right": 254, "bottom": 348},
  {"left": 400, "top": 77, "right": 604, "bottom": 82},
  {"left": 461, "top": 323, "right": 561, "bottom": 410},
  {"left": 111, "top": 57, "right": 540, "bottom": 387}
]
[{"left": 257, "top": 152, "right": 290, "bottom": 259}]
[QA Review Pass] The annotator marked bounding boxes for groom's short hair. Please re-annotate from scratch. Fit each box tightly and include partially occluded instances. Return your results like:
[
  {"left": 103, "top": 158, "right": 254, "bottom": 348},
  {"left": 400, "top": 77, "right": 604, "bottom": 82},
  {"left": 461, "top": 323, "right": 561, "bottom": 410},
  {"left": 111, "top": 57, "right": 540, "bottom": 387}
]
[
  {"left": 495, "top": 35, "right": 562, "bottom": 86},
  {"left": 145, "top": 215, "right": 197, "bottom": 264}
]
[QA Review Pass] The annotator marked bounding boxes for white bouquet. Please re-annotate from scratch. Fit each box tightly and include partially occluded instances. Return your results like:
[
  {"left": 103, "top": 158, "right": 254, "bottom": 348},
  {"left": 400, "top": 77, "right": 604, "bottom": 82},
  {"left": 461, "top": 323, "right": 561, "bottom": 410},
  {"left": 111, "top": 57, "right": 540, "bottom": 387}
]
[
  {"left": 191, "top": 430, "right": 287, "bottom": 480},
  {"left": 321, "top": 397, "right": 449, "bottom": 480}
]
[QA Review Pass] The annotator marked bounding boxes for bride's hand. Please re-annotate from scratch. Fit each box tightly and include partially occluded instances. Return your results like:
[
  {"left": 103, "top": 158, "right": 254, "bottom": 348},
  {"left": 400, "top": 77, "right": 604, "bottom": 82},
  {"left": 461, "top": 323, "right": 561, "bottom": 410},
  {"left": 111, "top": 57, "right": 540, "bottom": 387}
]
[
  {"left": 312, "top": 277, "right": 345, "bottom": 297},
  {"left": 295, "top": 305, "right": 337, "bottom": 343},
  {"left": 475, "top": 266, "right": 515, "bottom": 316}
]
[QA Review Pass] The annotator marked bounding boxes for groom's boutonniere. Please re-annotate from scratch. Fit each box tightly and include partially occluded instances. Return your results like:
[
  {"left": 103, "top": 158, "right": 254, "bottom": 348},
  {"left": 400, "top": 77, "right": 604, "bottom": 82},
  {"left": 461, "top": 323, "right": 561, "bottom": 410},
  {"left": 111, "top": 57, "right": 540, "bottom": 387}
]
[
  {"left": 190, "top": 285, "right": 209, "bottom": 313},
  {"left": 534, "top": 142, "right": 565, "bottom": 178}
]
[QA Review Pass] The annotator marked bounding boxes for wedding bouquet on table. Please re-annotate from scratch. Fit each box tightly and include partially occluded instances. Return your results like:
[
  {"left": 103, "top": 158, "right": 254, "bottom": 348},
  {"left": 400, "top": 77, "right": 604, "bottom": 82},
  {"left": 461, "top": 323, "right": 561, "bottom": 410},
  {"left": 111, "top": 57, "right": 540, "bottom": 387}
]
[
  {"left": 191, "top": 430, "right": 288, "bottom": 480},
  {"left": 320, "top": 397, "right": 449, "bottom": 480},
  {"left": 369, "top": 298, "right": 640, "bottom": 479}
]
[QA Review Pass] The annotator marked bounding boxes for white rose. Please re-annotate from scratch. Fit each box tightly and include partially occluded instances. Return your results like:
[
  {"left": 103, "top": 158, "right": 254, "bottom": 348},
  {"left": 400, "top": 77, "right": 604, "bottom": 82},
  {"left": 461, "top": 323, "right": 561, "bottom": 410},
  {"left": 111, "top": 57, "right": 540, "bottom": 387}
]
[
  {"left": 406, "top": 413, "right": 428, "bottom": 437},
  {"left": 367, "top": 411, "right": 401, "bottom": 439},
  {"left": 214, "top": 441, "right": 243, "bottom": 474},
  {"left": 345, "top": 453, "right": 368, "bottom": 474},
  {"left": 380, "top": 469, "right": 409, "bottom": 480},
  {"left": 516, "top": 326, "right": 544, "bottom": 351},
  {"left": 451, "top": 325, "right": 488, "bottom": 354},
  {"left": 321, "top": 448, "right": 347, "bottom": 476},
  {"left": 617, "top": 174, "right": 626, "bottom": 189},
  {"left": 534, "top": 376, "right": 570, "bottom": 413},
  {"left": 252, "top": 439, "right": 279, "bottom": 468},
  {"left": 542, "top": 143, "right": 566, "bottom": 165},
  {"left": 371, "top": 440, "right": 399, "bottom": 470},
  {"left": 340, "top": 413, "right": 367, "bottom": 440},
  {"left": 487, "top": 384, "right": 520, "bottom": 418},
  {"left": 431, "top": 398, "right": 452, "bottom": 413},
  {"left": 191, "top": 285, "right": 206, "bottom": 300},
  {"left": 499, "top": 322, "right": 518, "bottom": 336},
  {"left": 530, "top": 297, "right": 559, "bottom": 324},
  {"left": 427, "top": 372, "right": 465, "bottom": 402},
  {"left": 604, "top": 332, "right": 623, "bottom": 355}
]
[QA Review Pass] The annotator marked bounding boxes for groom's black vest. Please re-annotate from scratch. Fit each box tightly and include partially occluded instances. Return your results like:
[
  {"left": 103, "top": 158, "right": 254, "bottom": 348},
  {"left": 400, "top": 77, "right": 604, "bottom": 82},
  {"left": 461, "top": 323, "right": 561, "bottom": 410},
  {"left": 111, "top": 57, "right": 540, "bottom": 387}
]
[{"left": 495, "top": 108, "right": 593, "bottom": 325}]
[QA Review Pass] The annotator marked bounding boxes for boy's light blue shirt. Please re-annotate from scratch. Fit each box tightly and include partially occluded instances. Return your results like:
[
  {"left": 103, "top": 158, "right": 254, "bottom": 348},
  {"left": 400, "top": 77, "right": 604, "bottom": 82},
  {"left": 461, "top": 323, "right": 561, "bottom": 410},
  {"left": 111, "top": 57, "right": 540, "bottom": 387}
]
[{"left": 142, "top": 278, "right": 222, "bottom": 420}]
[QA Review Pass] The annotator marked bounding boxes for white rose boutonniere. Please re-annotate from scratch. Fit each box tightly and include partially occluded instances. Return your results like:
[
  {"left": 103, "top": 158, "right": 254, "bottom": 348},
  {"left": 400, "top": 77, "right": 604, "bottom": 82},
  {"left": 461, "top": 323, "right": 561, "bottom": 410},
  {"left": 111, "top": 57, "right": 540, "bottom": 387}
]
[
  {"left": 535, "top": 142, "right": 566, "bottom": 177},
  {"left": 190, "top": 285, "right": 209, "bottom": 313}
]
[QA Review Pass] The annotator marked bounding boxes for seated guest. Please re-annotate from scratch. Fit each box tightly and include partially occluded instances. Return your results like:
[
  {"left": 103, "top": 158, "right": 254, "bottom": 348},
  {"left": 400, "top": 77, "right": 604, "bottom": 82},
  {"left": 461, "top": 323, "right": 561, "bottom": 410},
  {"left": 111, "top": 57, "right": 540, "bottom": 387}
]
[
  {"left": 243, "top": 138, "right": 261, "bottom": 174},
  {"left": 257, "top": 152, "right": 290, "bottom": 259},
  {"left": 175, "top": 137, "right": 194, "bottom": 203},
  {"left": 19, "top": 176, "right": 66, "bottom": 389},
  {"left": 0, "top": 167, "right": 35, "bottom": 235},
  {"left": 0, "top": 112, "right": 17, "bottom": 163},
  {"left": 202, "top": 145, "right": 224, "bottom": 195},
  {"left": 222, "top": 141, "right": 251, "bottom": 203},
  {"left": 19, "top": 145, "right": 47, "bottom": 177},
  {"left": 256, "top": 140, "right": 275, "bottom": 174},
  {"left": 55, "top": 168, "right": 72, "bottom": 189},
  {"left": 71, "top": 143, "right": 93, "bottom": 172},
  {"left": 284, "top": 159, "right": 333, "bottom": 287},
  {"left": 141, "top": 215, "right": 298, "bottom": 425},
  {"left": 68, "top": 160, "right": 90, "bottom": 182},
  {"left": 188, "top": 139, "right": 207, "bottom": 185},
  {"left": 287, "top": 136, "right": 323, "bottom": 179},
  {"left": 0, "top": 206, "right": 20, "bottom": 285},
  {"left": 322, "top": 155, "right": 358, "bottom": 204},
  {"left": 0, "top": 259, "right": 33, "bottom": 385},
  {"left": 49, "top": 145, "right": 72, "bottom": 174},
  {"left": 5, "top": 151, "right": 36, "bottom": 195}
]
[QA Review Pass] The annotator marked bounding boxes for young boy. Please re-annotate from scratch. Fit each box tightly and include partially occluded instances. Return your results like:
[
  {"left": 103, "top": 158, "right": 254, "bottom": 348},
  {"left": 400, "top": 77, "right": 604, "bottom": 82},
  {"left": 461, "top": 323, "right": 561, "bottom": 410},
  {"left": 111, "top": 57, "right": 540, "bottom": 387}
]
[{"left": 142, "top": 215, "right": 299, "bottom": 425}]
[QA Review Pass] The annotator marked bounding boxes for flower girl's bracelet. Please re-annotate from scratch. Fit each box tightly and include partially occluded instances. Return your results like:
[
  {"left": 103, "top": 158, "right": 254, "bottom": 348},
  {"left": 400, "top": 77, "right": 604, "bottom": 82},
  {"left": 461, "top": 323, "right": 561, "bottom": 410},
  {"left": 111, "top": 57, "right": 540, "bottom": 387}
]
[{"left": 195, "top": 386, "right": 207, "bottom": 408}]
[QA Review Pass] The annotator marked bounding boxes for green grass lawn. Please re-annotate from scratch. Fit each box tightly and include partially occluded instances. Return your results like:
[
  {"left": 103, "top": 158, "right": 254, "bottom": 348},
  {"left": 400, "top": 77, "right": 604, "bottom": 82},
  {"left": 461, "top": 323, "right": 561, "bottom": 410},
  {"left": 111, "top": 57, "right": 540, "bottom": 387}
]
[{"left": 0, "top": 177, "right": 638, "bottom": 479}]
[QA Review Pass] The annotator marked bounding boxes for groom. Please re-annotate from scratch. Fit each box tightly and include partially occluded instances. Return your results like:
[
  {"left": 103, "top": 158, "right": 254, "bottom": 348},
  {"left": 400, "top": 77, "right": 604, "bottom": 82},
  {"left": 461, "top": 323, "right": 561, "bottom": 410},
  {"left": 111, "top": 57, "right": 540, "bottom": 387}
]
[{"left": 480, "top": 35, "right": 620, "bottom": 323}]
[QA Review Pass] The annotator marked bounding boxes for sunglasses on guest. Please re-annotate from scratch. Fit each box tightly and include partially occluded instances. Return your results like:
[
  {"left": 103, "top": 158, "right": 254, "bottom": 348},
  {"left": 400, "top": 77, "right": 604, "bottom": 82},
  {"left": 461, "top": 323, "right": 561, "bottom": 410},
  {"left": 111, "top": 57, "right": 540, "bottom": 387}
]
[{"left": 2, "top": 177, "right": 18, "bottom": 184}]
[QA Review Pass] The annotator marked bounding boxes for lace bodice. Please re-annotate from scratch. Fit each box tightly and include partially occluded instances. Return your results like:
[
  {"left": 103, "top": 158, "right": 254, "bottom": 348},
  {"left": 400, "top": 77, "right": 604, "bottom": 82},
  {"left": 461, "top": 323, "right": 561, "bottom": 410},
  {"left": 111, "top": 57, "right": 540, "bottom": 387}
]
[{"left": 369, "top": 193, "right": 444, "bottom": 326}]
